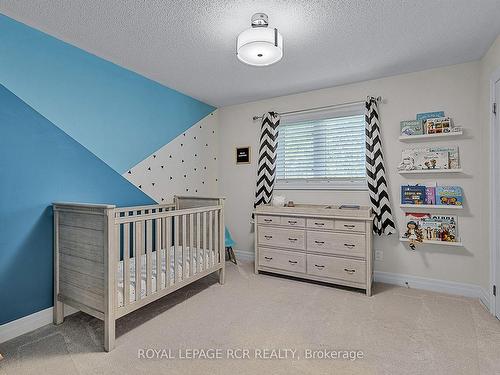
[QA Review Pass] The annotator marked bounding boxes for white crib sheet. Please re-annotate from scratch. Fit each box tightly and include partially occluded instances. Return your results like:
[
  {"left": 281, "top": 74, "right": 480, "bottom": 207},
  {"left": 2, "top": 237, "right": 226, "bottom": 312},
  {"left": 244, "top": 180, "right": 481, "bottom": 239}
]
[{"left": 117, "top": 246, "right": 217, "bottom": 307}]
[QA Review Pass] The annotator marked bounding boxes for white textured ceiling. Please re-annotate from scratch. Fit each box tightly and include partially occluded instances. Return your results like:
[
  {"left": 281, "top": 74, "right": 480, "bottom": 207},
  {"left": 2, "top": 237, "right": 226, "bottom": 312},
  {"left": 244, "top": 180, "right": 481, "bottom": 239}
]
[{"left": 1, "top": 0, "right": 500, "bottom": 107}]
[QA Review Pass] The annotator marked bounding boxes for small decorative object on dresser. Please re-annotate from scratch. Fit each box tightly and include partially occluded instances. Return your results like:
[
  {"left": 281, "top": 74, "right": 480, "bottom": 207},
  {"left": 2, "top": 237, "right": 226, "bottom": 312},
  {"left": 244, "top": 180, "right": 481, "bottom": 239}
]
[{"left": 254, "top": 203, "right": 374, "bottom": 296}]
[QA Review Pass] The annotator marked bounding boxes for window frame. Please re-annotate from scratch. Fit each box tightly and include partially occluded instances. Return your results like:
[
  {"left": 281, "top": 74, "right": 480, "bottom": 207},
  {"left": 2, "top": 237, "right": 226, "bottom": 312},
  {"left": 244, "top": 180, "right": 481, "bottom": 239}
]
[{"left": 274, "top": 104, "right": 368, "bottom": 191}]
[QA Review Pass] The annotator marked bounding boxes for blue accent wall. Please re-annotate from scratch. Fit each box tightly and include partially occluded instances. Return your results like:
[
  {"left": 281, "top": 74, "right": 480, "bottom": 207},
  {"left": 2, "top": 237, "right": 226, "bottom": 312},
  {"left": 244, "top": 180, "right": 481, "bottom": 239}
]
[
  {"left": 0, "top": 85, "right": 155, "bottom": 325},
  {"left": 0, "top": 14, "right": 215, "bottom": 173}
]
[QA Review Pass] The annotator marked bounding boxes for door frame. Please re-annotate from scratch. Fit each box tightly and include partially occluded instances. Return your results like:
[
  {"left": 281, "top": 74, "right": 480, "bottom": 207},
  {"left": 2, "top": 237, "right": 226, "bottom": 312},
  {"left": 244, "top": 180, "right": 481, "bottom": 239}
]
[{"left": 489, "top": 66, "right": 500, "bottom": 317}]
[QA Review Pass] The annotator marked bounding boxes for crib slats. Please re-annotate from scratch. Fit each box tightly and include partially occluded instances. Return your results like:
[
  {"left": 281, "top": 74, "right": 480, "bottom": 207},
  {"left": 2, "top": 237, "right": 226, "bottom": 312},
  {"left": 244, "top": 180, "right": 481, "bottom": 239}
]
[
  {"left": 155, "top": 218, "right": 162, "bottom": 293},
  {"left": 114, "top": 224, "right": 120, "bottom": 310},
  {"left": 123, "top": 224, "right": 130, "bottom": 307},
  {"left": 208, "top": 211, "right": 214, "bottom": 267},
  {"left": 116, "top": 205, "right": 222, "bottom": 304},
  {"left": 174, "top": 215, "right": 179, "bottom": 283},
  {"left": 189, "top": 213, "right": 194, "bottom": 277},
  {"left": 214, "top": 211, "right": 219, "bottom": 266},
  {"left": 165, "top": 217, "right": 171, "bottom": 288},
  {"left": 196, "top": 212, "right": 201, "bottom": 274},
  {"left": 202, "top": 212, "right": 207, "bottom": 271},
  {"left": 135, "top": 221, "right": 143, "bottom": 302},
  {"left": 181, "top": 215, "right": 187, "bottom": 280},
  {"left": 219, "top": 210, "right": 223, "bottom": 264},
  {"left": 146, "top": 220, "right": 153, "bottom": 296}
]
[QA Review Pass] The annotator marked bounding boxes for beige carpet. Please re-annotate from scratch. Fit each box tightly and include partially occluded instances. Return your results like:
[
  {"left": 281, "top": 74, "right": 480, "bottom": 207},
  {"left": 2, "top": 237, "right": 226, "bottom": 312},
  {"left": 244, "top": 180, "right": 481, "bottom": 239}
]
[{"left": 1, "top": 260, "right": 500, "bottom": 375}]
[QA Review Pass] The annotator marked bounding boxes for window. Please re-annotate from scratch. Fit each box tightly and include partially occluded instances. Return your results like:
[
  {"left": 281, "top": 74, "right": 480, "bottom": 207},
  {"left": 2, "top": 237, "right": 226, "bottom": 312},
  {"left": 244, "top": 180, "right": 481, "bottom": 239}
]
[{"left": 276, "top": 105, "right": 367, "bottom": 190}]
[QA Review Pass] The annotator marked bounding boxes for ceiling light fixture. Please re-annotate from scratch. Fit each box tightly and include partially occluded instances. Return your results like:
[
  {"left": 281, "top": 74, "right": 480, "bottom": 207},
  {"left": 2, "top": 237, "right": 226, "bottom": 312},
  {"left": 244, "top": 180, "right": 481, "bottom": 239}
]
[{"left": 236, "top": 13, "right": 283, "bottom": 67}]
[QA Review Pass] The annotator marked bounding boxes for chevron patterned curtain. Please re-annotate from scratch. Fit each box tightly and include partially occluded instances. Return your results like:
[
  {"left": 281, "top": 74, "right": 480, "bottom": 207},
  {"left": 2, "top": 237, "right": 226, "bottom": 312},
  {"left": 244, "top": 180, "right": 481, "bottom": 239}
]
[
  {"left": 365, "top": 98, "right": 396, "bottom": 235},
  {"left": 253, "top": 112, "right": 280, "bottom": 212}
]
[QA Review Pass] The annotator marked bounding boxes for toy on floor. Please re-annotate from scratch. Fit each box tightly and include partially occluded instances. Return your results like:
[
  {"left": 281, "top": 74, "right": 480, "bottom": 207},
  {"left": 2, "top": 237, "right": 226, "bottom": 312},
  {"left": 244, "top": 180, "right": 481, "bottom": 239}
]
[{"left": 225, "top": 227, "right": 237, "bottom": 264}]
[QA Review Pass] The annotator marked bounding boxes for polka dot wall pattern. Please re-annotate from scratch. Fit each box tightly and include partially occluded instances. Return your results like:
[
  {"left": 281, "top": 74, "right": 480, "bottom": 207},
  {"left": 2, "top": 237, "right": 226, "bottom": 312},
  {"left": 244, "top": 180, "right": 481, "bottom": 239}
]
[{"left": 124, "top": 112, "right": 219, "bottom": 203}]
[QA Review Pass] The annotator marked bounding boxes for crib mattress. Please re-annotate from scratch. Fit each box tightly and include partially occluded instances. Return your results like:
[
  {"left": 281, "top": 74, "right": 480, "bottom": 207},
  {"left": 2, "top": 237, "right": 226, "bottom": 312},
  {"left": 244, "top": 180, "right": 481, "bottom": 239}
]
[{"left": 117, "top": 247, "right": 217, "bottom": 307}]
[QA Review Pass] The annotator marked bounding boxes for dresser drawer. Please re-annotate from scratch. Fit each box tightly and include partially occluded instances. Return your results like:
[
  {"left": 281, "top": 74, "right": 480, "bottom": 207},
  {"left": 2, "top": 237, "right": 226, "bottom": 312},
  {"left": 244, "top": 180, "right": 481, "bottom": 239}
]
[
  {"left": 258, "top": 226, "right": 306, "bottom": 250},
  {"left": 259, "top": 248, "right": 306, "bottom": 273},
  {"left": 307, "top": 254, "right": 366, "bottom": 284},
  {"left": 335, "top": 220, "right": 366, "bottom": 233},
  {"left": 306, "top": 218, "right": 334, "bottom": 230},
  {"left": 281, "top": 216, "right": 305, "bottom": 228},
  {"left": 306, "top": 231, "right": 365, "bottom": 257},
  {"left": 257, "top": 215, "right": 280, "bottom": 225}
]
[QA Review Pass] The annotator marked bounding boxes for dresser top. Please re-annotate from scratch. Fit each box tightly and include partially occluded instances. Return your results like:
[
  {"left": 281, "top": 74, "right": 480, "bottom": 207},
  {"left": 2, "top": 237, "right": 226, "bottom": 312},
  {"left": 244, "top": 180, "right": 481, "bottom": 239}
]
[{"left": 254, "top": 203, "right": 373, "bottom": 220}]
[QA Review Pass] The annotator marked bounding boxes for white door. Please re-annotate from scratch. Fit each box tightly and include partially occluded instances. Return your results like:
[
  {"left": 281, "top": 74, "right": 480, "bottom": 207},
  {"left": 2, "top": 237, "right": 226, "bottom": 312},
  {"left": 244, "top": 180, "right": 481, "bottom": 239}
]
[{"left": 495, "top": 78, "right": 500, "bottom": 320}]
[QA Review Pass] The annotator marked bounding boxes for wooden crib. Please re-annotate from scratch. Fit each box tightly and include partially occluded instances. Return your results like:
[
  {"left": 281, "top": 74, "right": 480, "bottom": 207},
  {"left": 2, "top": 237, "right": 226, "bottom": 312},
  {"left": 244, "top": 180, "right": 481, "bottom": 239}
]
[{"left": 53, "top": 196, "right": 225, "bottom": 351}]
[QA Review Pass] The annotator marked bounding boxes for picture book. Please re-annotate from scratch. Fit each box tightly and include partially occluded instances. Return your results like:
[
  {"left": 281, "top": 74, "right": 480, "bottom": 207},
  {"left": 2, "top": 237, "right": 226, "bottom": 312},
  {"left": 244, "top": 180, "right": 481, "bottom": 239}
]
[
  {"left": 429, "top": 214, "right": 458, "bottom": 242},
  {"left": 399, "top": 147, "right": 459, "bottom": 170},
  {"left": 400, "top": 120, "right": 424, "bottom": 136},
  {"left": 425, "top": 186, "right": 436, "bottom": 205},
  {"left": 424, "top": 117, "right": 453, "bottom": 134},
  {"left": 436, "top": 186, "right": 463, "bottom": 206},
  {"left": 416, "top": 111, "right": 445, "bottom": 123},
  {"left": 403, "top": 212, "right": 430, "bottom": 242},
  {"left": 403, "top": 213, "right": 459, "bottom": 242},
  {"left": 414, "top": 151, "right": 449, "bottom": 170},
  {"left": 401, "top": 185, "right": 426, "bottom": 204},
  {"left": 429, "top": 146, "right": 460, "bottom": 169},
  {"left": 420, "top": 219, "right": 442, "bottom": 241}
]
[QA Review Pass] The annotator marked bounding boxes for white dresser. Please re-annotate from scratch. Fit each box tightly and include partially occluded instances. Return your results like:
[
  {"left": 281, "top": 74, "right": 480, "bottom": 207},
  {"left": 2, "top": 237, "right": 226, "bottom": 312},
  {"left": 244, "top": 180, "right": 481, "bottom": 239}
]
[{"left": 254, "top": 204, "right": 374, "bottom": 296}]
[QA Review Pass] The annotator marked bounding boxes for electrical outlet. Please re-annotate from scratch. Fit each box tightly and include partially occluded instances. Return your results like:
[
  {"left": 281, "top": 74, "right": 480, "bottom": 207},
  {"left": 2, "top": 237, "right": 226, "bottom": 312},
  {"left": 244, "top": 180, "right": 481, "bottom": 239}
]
[{"left": 375, "top": 250, "right": 384, "bottom": 261}]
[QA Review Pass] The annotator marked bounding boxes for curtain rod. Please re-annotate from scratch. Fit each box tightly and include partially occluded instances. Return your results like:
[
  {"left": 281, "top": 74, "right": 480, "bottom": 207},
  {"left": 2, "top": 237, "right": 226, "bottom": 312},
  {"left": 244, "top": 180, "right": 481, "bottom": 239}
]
[{"left": 252, "top": 96, "right": 382, "bottom": 121}]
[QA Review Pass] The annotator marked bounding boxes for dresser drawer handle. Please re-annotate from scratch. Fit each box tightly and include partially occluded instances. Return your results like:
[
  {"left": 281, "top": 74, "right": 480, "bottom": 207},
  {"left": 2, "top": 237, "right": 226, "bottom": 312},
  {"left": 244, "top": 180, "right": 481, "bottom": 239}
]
[
  {"left": 264, "top": 256, "right": 273, "bottom": 261},
  {"left": 314, "top": 264, "right": 325, "bottom": 269},
  {"left": 314, "top": 240, "right": 325, "bottom": 245},
  {"left": 264, "top": 235, "right": 273, "bottom": 240},
  {"left": 344, "top": 268, "right": 356, "bottom": 274},
  {"left": 288, "top": 220, "right": 297, "bottom": 225},
  {"left": 314, "top": 222, "right": 325, "bottom": 226},
  {"left": 288, "top": 260, "right": 298, "bottom": 264},
  {"left": 288, "top": 238, "right": 298, "bottom": 242},
  {"left": 343, "top": 224, "right": 356, "bottom": 229},
  {"left": 344, "top": 243, "right": 355, "bottom": 248},
  {"left": 264, "top": 219, "right": 273, "bottom": 223}
]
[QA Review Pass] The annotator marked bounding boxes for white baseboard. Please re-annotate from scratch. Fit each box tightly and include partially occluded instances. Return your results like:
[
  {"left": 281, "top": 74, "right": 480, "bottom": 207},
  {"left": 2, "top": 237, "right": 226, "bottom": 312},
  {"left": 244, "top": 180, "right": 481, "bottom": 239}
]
[
  {"left": 374, "top": 271, "right": 489, "bottom": 308},
  {"left": 235, "top": 249, "right": 489, "bottom": 306},
  {"left": 0, "top": 305, "right": 78, "bottom": 344},
  {"left": 233, "top": 249, "right": 254, "bottom": 261},
  {"left": 479, "top": 288, "right": 492, "bottom": 311}
]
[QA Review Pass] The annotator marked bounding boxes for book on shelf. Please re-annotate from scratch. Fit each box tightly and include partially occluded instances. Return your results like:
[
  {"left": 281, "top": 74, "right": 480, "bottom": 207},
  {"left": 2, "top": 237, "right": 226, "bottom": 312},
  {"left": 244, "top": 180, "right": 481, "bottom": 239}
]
[
  {"left": 400, "top": 184, "right": 463, "bottom": 206},
  {"left": 425, "top": 186, "right": 436, "bottom": 205},
  {"left": 424, "top": 117, "right": 453, "bottom": 134},
  {"left": 400, "top": 112, "right": 462, "bottom": 137},
  {"left": 403, "top": 212, "right": 459, "bottom": 243},
  {"left": 400, "top": 120, "right": 424, "bottom": 136},
  {"left": 416, "top": 111, "right": 445, "bottom": 122},
  {"left": 398, "top": 146, "right": 460, "bottom": 171},
  {"left": 436, "top": 186, "right": 463, "bottom": 206},
  {"left": 401, "top": 185, "right": 426, "bottom": 204},
  {"left": 429, "top": 146, "right": 460, "bottom": 169}
]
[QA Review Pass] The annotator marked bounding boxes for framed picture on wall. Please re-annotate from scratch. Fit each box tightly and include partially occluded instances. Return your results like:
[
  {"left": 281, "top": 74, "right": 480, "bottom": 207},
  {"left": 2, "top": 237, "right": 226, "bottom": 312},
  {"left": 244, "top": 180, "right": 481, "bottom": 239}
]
[{"left": 236, "top": 146, "right": 251, "bottom": 164}]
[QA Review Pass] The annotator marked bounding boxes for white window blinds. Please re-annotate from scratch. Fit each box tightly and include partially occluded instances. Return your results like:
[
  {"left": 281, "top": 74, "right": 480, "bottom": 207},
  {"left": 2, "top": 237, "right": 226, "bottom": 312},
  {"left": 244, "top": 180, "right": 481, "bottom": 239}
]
[{"left": 276, "top": 110, "right": 367, "bottom": 189}]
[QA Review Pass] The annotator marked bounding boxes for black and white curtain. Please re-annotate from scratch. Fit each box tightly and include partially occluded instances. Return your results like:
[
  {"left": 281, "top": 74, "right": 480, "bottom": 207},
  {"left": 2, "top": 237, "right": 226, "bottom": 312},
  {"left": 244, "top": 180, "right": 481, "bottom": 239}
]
[
  {"left": 253, "top": 112, "right": 280, "bottom": 212},
  {"left": 365, "top": 97, "right": 396, "bottom": 235}
]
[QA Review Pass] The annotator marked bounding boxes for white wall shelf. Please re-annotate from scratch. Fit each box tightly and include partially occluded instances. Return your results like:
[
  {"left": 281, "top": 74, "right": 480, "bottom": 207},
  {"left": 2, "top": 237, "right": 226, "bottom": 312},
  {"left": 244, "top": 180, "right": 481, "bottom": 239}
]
[
  {"left": 400, "top": 204, "right": 463, "bottom": 210},
  {"left": 399, "top": 130, "right": 463, "bottom": 142},
  {"left": 399, "top": 168, "right": 462, "bottom": 175},
  {"left": 399, "top": 238, "right": 463, "bottom": 247}
]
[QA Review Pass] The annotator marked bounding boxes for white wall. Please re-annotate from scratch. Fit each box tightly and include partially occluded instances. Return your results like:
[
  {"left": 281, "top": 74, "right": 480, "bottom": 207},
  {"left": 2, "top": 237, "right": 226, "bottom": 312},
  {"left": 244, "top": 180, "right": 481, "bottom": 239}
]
[
  {"left": 125, "top": 111, "right": 219, "bottom": 202},
  {"left": 217, "top": 62, "right": 489, "bottom": 288}
]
